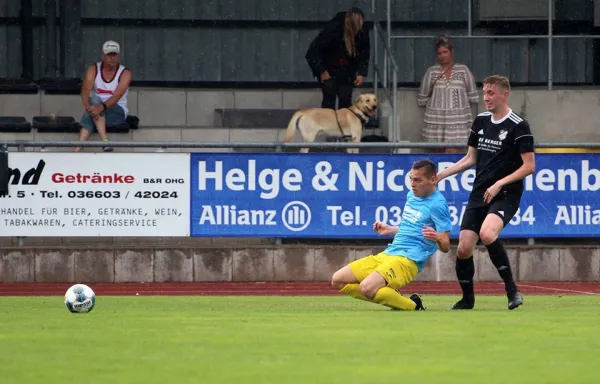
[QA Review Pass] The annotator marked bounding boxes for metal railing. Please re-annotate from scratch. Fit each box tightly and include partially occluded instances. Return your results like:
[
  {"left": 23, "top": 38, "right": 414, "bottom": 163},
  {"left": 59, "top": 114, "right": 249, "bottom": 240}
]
[
  {"left": 370, "top": 0, "right": 399, "bottom": 146},
  {"left": 2, "top": 140, "right": 600, "bottom": 150},
  {"left": 385, "top": 0, "right": 600, "bottom": 90}
]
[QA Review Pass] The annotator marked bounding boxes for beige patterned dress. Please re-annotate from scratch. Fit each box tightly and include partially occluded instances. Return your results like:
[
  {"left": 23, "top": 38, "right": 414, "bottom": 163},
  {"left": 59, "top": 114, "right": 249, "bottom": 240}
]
[{"left": 417, "top": 63, "right": 479, "bottom": 143}]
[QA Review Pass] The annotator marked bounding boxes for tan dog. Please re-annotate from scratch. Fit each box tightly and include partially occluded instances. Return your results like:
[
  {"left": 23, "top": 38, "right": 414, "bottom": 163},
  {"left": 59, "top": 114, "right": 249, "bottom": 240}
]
[{"left": 283, "top": 93, "right": 378, "bottom": 153}]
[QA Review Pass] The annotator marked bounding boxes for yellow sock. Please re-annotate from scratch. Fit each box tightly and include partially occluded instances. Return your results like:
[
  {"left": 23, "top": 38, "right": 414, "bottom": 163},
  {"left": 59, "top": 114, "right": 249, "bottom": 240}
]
[
  {"left": 340, "top": 283, "right": 372, "bottom": 303},
  {"left": 373, "top": 287, "right": 417, "bottom": 311}
]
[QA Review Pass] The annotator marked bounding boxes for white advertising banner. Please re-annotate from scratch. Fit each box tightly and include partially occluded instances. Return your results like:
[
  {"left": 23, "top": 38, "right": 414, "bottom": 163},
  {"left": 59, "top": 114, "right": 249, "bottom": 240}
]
[{"left": 0, "top": 153, "right": 190, "bottom": 237}]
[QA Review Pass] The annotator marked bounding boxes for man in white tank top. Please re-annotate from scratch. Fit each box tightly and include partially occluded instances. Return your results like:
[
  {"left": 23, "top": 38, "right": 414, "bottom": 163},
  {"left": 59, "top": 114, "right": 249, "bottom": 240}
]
[{"left": 75, "top": 40, "right": 132, "bottom": 152}]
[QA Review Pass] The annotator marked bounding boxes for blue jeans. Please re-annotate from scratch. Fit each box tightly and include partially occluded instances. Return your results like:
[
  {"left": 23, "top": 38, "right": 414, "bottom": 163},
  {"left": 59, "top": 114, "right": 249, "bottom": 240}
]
[{"left": 80, "top": 94, "right": 126, "bottom": 133}]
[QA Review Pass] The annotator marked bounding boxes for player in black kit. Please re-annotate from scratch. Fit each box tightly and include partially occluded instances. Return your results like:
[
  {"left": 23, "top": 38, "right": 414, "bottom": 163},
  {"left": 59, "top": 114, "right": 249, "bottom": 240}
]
[{"left": 436, "top": 75, "right": 535, "bottom": 310}]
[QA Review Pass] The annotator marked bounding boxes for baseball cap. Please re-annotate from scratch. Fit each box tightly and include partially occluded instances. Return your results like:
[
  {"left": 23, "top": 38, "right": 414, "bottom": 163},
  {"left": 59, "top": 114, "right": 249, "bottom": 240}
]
[{"left": 102, "top": 40, "right": 120, "bottom": 54}]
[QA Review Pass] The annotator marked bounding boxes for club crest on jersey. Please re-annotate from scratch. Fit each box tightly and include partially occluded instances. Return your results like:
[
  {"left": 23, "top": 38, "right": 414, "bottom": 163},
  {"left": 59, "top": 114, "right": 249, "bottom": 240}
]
[{"left": 498, "top": 130, "right": 508, "bottom": 141}]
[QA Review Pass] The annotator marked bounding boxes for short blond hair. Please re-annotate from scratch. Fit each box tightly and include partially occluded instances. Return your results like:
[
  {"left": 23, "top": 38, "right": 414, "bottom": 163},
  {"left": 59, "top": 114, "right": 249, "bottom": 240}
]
[{"left": 483, "top": 75, "right": 511, "bottom": 92}]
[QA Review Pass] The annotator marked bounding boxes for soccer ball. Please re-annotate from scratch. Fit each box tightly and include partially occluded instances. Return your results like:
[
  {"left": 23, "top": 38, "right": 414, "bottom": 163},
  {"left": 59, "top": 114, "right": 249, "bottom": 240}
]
[{"left": 64, "top": 284, "right": 96, "bottom": 313}]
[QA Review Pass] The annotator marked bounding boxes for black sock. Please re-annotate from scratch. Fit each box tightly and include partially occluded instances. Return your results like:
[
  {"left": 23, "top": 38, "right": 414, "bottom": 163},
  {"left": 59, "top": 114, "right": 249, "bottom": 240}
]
[
  {"left": 486, "top": 239, "right": 518, "bottom": 296},
  {"left": 455, "top": 256, "right": 475, "bottom": 301}
]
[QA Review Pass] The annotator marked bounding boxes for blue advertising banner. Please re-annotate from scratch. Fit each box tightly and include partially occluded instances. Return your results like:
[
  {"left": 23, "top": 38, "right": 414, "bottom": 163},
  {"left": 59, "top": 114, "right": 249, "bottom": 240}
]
[{"left": 189, "top": 153, "right": 600, "bottom": 238}]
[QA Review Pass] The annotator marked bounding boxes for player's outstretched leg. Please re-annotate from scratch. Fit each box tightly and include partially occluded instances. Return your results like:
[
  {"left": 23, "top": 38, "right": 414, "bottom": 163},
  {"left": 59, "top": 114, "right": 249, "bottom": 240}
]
[
  {"left": 333, "top": 256, "right": 422, "bottom": 311},
  {"left": 452, "top": 230, "right": 478, "bottom": 310},
  {"left": 361, "top": 272, "right": 419, "bottom": 310},
  {"left": 480, "top": 214, "right": 522, "bottom": 310},
  {"left": 331, "top": 266, "right": 372, "bottom": 303}
]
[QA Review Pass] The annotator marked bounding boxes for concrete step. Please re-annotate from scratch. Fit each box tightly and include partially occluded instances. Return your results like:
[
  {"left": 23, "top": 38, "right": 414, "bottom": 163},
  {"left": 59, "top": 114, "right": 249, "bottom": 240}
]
[
  {"left": 214, "top": 108, "right": 380, "bottom": 129},
  {"left": 215, "top": 108, "right": 294, "bottom": 128}
]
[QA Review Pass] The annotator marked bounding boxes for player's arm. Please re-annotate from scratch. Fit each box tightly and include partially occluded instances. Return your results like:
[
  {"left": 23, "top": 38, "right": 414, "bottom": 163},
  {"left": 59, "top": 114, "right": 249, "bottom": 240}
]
[
  {"left": 424, "top": 201, "right": 454, "bottom": 253},
  {"left": 422, "top": 227, "right": 450, "bottom": 253},
  {"left": 437, "top": 146, "right": 477, "bottom": 181},
  {"left": 484, "top": 121, "right": 535, "bottom": 203},
  {"left": 485, "top": 153, "right": 534, "bottom": 203},
  {"left": 436, "top": 124, "right": 478, "bottom": 181},
  {"left": 496, "top": 121, "right": 535, "bottom": 186},
  {"left": 373, "top": 222, "right": 398, "bottom": 236},
  {"left": 496, "top": 152, "right": 535, "bottom": 186},
  {"left": 498, "top": 121, "right": 535, "bottom": 184},
  {"left": 436, "top": 231, "right": 451, "bottom": 253}
]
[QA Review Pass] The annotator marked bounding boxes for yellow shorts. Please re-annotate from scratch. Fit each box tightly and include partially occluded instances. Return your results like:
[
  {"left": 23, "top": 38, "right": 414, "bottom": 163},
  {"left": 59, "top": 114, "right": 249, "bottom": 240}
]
[{"left": 348, "top": 252, "right": 418, "bottom": 290}]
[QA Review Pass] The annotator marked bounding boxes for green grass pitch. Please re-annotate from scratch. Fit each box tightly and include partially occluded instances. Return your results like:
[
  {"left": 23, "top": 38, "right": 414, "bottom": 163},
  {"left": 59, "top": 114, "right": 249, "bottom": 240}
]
[{"left": 0, "top": 295, "right": 598, "bottom": 384}]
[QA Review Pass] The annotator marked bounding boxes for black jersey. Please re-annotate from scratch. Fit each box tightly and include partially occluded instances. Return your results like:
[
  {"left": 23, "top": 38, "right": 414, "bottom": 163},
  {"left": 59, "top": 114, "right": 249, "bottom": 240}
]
[{"left": 467, "top": 109, "right": 534, "bottom": 202}]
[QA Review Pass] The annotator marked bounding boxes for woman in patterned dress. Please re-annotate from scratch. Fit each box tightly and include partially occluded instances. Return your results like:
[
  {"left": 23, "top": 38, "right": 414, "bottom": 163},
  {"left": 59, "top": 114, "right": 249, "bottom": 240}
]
[{"left": 417, "top": 35, "right": 479, "bottom": 153}]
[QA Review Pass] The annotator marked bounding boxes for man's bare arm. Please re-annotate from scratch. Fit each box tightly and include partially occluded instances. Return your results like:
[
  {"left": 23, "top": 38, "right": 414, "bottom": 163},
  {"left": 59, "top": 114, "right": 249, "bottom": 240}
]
[
  {"left": 102, "top": 69, "right": 132, "bottom": 109},
  {"left": 437, "top": 146, "right": 477, "bottom": 181},
  {"left": 385, "top": 226, "right": 399, "bottom": 236},
  {"left": 497, "top": 152, "right": 535, "bottom": 186},
  {"left": 436, "top": 231, "right": 451, "bottom": 253},
  {"left": 80, "top": 64, "right": 96, "bottom": 110},
  {"left": 373, "top": 222, "right": 398, "bottom": 236}
]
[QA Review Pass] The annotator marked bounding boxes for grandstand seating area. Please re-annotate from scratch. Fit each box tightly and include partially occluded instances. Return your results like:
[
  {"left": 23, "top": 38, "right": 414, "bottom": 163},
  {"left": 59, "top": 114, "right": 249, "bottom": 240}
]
[
  {"left": 0, "top": 87, "right": 389, "bottom": 153},
  {"left": 2, "top": 0, "right": 600, "bottom": 153}
]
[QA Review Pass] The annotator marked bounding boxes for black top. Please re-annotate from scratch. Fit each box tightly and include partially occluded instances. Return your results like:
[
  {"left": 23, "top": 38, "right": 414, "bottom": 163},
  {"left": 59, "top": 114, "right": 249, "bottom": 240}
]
[
  {"left": 467, "top": 109, "right": 535, "bottom": 203},
  {"left": 305, "top": 12, "right": 370, "bottom": 82}
]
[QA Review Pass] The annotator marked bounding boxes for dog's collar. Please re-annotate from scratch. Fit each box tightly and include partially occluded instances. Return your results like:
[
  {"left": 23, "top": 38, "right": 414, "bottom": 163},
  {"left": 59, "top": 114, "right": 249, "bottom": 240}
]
[{"left": 351, "top": 109, "right": 370, "bottom": 126}]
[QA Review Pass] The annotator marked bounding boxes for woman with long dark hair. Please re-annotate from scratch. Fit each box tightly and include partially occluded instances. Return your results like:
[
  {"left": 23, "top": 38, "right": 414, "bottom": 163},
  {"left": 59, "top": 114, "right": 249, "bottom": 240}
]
[{"left": 306, "top": 7, "right": 370, "bottom": 110}]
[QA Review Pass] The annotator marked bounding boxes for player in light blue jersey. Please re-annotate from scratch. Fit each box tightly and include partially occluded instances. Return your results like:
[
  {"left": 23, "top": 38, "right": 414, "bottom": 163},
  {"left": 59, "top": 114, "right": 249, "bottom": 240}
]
[{"left": 332, "top": 159, "right": 453, "bottom": 310}]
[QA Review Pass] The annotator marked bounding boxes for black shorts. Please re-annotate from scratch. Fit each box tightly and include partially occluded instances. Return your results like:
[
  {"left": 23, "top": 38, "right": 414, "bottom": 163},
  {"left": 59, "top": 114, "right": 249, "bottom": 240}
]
[{"left": 460, "top": 191, "right": 521, "bottom": 234}]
